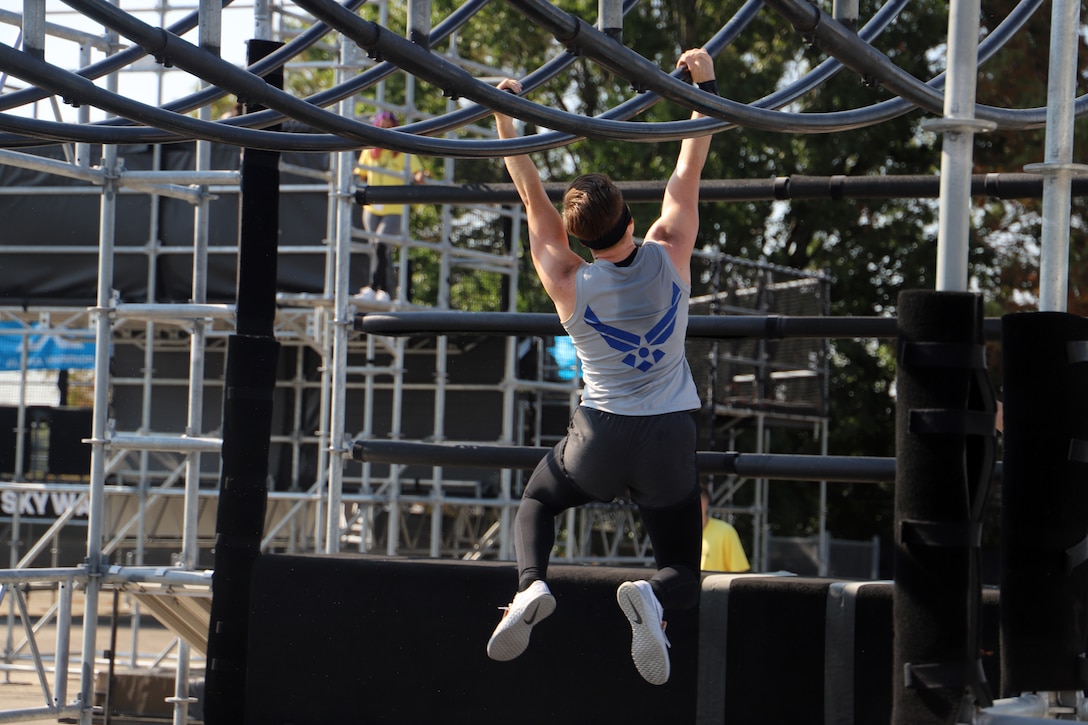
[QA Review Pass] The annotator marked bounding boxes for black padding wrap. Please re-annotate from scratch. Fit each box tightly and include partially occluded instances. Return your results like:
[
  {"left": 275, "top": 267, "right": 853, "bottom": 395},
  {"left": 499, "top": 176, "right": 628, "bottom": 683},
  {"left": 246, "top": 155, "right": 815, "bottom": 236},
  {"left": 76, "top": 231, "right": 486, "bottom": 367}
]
[
  {"left": 908, "top": 409, "right": 997, "bottom": 437},
  {"left": 1068, "top": 340, "right": 1088, "bottom": 364},
  {"left": 900, "top": 341, "right": 986, "bottom": 369},
  {"left": 900, "top": 519, "right": 983, "bottom": 549},
  {"left": 904, "top": 660, "right": 989, "bottom": 691},
  {"left": 1071, "top": 438, "right": 1088, "bottom": 464},
  {"left": 1066, "top": 536, "right": 1088, "bottom": 574},
  {"left": 697, "top": 79, "right": 720, "bottom": 96},
  {"left": 576, "top": 203, "right": 631, "bottom": 250}
]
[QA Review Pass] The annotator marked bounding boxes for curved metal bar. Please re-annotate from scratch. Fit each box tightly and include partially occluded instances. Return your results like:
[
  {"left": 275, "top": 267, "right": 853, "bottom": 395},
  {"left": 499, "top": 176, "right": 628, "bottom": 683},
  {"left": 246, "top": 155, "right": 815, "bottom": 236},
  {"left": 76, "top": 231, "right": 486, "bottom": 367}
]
[
  {"left": 758, "top": 0, "right": 1068, "bottom": 130},
  {"left": 427, "top": 0, "right": 1036, "bottom": 147},
  {"left": 0, "top": 2, "right": 690, "bottom": 152},
  {"left": 96, "top": 0, "right": 475, "bottom": 129},
  {"left": 0, "top": 0, "right": 782, "bottom": 148},
  {"left": 0, "top": 0, "right": 1062, "bottom": 150},
  {"left": 109, "top": 0, "right": 371, "bottom": 123},
  {"left": 22, "top": 0, "right": 723, "bottom": 150},
  {"left": 0, "top": 0, "right": 708, "bottom": 149},
  {"left": 0, "top": 0, "right": 368, "bottom": 127},
  {"left": 293, "top": 0, "right": 910, "bottom": 135},
  {"left": 0, "top": 2, "right": 725, "bottom": 151},
  {"left": 0, "top": 0, "right": 498, "bottom": 149},
  {"left": 0, "top": 0, "right": 616, "bottom": 147},
  {"left": 504, "top": 0, "right": 1071, "bottom": 132},
  {"left": 401, "top": 0, "right": 885, "bottom": 139},
  {"left": 0, "top": 0, "right": 217, "bottom": 112}
]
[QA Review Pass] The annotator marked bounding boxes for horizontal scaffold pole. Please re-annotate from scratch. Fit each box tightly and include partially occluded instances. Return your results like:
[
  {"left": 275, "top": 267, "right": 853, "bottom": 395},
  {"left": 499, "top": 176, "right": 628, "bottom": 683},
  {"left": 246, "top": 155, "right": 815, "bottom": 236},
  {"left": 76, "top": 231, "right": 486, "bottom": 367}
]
[
  {"left": 352, "top": 439, "right": 905, "bottom": 483},
  {"left": 355, "top": 311, "right": 1002, "bottom": 340}
]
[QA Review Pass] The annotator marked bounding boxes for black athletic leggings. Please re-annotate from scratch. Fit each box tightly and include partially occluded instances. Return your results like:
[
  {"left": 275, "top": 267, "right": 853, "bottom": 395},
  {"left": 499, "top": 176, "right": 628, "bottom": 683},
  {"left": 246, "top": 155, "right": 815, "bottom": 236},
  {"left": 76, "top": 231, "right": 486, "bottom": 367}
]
[
  {"left": 514, "top": 407, "right": 702, "bottom": 610},
  {"left": 363, "top": 210, "right": 398, "bottom": 292}
]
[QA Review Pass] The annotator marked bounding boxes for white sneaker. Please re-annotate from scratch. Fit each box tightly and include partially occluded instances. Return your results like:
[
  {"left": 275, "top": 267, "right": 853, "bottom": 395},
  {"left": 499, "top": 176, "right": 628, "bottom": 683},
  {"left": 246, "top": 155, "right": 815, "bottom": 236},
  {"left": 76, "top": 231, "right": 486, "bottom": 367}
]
[
  {"left": 617, "top": 580, "right": 670, "bottom": 685},
  {"left": 355, "top": 286, "right": 376, "bottom": 301},
  {"left": 486, "top": 580, "right": 556, "bottom": 661},
  {"left": 374, "top": 289, "right": 391, "bottom": 302}
]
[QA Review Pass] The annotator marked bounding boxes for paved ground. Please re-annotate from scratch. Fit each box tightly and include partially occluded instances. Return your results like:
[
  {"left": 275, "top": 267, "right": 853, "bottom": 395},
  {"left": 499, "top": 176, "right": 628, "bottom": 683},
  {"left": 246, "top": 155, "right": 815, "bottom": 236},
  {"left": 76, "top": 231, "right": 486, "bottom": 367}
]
[{"left": 1, "top": 590, "right": 198, "bottom": 724}]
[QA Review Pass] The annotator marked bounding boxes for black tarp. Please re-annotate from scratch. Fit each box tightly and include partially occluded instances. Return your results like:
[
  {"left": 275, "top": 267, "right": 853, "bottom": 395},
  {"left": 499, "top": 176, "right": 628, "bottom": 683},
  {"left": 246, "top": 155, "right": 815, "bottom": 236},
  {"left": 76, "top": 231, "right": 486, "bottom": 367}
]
[{"left": 0, "top": 142, "right": 364, "bottom": 304}]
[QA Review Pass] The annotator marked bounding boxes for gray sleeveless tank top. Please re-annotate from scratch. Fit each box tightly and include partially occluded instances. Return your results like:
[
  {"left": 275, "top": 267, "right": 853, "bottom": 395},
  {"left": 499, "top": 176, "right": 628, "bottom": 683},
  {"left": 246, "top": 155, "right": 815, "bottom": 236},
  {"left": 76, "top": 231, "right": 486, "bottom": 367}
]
[{"left": 560, "top": 242, "right": 700, "bottom": 415}]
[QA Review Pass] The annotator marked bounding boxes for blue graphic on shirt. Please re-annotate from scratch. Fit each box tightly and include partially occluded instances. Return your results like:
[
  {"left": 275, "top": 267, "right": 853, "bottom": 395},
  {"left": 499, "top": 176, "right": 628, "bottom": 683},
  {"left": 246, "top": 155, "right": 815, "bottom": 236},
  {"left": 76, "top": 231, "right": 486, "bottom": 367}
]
[{"left": 584, "top": 284, "right": 682, "bottom": 372}]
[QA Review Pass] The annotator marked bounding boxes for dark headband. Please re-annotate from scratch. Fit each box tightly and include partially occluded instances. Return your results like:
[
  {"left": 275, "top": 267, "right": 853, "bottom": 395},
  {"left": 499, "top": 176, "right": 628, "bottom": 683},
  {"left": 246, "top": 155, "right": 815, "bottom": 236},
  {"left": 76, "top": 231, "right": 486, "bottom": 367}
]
[{"left": 576, "top": 204, "right": 632, "bottom": 250}]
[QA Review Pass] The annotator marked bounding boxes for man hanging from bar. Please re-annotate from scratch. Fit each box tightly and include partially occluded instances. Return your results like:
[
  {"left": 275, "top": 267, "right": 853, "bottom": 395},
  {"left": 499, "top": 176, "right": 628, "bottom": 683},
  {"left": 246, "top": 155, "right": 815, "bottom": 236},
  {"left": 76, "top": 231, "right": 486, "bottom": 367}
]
[{"left": 485, "top": 47, "right": 719, "bottom": 686}]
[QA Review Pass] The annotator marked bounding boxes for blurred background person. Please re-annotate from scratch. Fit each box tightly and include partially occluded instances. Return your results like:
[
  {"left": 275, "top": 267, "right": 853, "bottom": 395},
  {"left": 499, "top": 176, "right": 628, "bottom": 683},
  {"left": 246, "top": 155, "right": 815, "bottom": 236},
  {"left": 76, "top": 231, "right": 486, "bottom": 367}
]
[
  {"left": 701, "top": 482, "right": 750, "bottom": 572},
  {"left": 354, "top": 111, "right": 427, "bottom": 302}
]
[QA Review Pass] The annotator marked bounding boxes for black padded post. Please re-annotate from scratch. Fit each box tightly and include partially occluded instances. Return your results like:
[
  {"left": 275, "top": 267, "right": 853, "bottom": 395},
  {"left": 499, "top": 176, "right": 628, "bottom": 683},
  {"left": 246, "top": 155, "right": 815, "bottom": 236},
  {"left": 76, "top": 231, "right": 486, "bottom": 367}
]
[
  {"left": 233, "top": 40, "right": 284, "bottom": 340},
  {"left": 1000, "top": 311, "right": 1088, "bottom": 694},
  {"left": 203, "top": 38, "right": 284, "bottom": 725},
  {"left": 893, "top": 290, "right": 997, "bottom": 724}
]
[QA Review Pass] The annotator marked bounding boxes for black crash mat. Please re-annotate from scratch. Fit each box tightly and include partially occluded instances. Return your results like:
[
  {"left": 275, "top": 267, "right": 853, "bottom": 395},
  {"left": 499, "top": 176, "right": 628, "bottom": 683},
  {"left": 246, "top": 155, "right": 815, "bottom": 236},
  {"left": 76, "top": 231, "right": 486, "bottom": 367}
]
[{"left": 243, "top": 554, "right": 697, "bottom": 724}]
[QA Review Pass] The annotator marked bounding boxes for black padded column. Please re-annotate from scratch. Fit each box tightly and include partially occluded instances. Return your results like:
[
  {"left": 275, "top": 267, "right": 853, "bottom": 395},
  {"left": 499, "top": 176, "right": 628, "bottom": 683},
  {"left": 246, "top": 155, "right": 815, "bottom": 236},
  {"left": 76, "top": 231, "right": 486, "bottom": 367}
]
[
  {"left": 1000, "top": 311, "right": 1088, "bottom": 694},
  {"left": 893, "top": 290, "right": 997, "bottom": 724},
  {"left": 203, "top": 38, "right": 284, "bottom": 725}
]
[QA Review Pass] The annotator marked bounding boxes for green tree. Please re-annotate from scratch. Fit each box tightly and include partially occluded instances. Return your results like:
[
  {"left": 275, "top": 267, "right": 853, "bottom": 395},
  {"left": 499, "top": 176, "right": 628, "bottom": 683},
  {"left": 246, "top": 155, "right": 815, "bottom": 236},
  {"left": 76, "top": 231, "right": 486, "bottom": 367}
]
[{"left": 974, "top": 0, "right": 1088, "bottom": 316}]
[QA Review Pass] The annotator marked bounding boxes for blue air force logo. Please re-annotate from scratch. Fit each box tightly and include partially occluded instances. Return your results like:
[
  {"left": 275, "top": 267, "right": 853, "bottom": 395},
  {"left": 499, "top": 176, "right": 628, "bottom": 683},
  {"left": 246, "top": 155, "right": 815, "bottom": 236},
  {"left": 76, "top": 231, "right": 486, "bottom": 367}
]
[{"left": 584, "top": 284, "right": 682, "bottom": 372}]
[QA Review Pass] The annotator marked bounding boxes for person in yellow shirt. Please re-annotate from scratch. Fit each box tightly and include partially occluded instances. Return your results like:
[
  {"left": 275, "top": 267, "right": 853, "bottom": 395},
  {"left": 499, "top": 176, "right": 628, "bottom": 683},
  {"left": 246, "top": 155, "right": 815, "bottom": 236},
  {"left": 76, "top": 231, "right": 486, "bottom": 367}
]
[
  {"left": 700, "top": 484, "right": 751, "bottom": 572},
  {"left": 353, "top": 111, "right": 427, "bottom": 302}
]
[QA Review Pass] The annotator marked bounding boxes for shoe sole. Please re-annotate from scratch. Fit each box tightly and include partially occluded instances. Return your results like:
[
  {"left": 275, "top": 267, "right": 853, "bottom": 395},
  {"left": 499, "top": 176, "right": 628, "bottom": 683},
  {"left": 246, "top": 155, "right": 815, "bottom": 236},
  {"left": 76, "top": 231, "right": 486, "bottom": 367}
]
[
  {"left": 617, "top": 582, "right": 670, "bottom": 685},
  {"left": 486, "top": 592, "right": 556, "bottom": 661}
]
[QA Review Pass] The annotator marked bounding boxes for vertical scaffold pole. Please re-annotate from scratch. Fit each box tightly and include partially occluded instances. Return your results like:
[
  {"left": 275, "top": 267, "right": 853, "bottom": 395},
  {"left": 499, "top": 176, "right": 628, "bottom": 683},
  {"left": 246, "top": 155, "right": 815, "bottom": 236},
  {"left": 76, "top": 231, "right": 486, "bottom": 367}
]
[
  {"left": 324, "top": 40, "right": 358, "bottom": 554},
  {"left": 172, "top": 3, "right": 220, "bottom": 723},
  {"left": 78, "top": 142, "right": 119, "bottom": 725},
  {"left": 1025, "top": 0, "right": 1087, "bottom": 312},
  {"left": 598, "top": 0, "right": 622, "bottom": 41},
  {"left": 924, "top": 0, "right": 995, "bottom": 291}
]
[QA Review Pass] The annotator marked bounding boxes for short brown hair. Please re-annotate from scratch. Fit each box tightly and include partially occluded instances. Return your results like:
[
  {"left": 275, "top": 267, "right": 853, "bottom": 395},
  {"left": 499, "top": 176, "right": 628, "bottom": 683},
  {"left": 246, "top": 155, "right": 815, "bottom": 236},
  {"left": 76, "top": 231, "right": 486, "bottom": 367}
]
[{"left": 562, "top": 173, "right": 625, "bottom": 244}]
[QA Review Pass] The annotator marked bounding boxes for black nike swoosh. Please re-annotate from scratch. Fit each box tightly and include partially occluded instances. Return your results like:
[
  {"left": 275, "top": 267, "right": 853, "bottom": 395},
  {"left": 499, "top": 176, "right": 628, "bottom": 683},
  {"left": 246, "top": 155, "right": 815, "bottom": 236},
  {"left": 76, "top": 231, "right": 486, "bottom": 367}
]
[
  {"left": 625, "top": 595, "right": 643, "bottom": 624},
  {"left": 523, "top": 602, "right": 541, "bottom": 625}
]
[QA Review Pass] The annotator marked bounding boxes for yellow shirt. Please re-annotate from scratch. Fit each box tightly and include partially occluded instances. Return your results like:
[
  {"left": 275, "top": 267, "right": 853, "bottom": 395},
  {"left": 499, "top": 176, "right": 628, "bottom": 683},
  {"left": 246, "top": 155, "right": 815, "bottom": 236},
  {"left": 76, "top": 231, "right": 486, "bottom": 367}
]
[
  {"left": 701, "top": 517, "right": 751, "bottom": 572},
  {"left": 354, "top": 148, "right": 424, "bottom": 216}
]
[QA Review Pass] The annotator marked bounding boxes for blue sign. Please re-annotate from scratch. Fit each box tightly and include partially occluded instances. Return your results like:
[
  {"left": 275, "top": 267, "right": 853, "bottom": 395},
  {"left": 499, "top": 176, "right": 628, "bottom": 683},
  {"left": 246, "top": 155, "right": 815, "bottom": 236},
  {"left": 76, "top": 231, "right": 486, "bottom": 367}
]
[
  {"left": 547, "top": 336, "right": 581, "bottom": 382},
  {"left": 0, "top": 321, "right": 96, "bottom": 371}
]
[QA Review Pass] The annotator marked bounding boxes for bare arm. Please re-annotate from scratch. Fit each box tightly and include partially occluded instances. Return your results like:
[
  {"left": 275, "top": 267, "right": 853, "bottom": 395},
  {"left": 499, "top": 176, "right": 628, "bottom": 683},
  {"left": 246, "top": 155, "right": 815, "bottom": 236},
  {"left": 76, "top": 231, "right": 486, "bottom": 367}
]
[
  {"left": 495, "top": 79, "right": 582, "bottom": 319},
  {"left": 411, "top": 155, "right": 429, "bottom": 184},
  {"left": 644, "top": 48, "right": 717, "bottom": 285}
]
